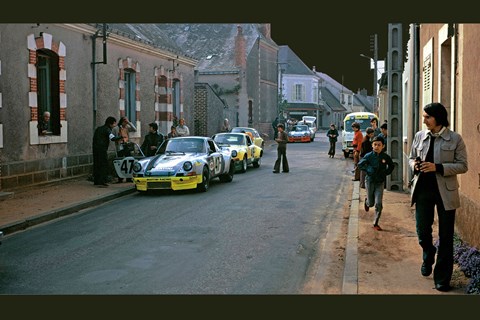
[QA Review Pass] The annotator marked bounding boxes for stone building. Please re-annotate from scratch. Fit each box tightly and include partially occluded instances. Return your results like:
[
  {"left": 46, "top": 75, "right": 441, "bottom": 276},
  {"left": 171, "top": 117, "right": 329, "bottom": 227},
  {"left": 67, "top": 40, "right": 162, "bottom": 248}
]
[{"left": 0, "top": 23, "right": 196, "bottom": 191}]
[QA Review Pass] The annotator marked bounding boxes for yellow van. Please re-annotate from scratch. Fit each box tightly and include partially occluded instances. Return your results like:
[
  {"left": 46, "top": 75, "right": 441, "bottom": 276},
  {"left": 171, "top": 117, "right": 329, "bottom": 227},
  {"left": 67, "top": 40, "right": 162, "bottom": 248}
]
[{"left": 341, "top": 112, "right": 378, "bottom": 158}]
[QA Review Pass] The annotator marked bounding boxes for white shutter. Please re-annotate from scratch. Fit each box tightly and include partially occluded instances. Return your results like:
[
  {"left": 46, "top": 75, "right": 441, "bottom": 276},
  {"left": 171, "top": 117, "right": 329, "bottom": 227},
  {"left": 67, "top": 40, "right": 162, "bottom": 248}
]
[{"left": 422, "top": 39, "right": 433, "bottom": 108}]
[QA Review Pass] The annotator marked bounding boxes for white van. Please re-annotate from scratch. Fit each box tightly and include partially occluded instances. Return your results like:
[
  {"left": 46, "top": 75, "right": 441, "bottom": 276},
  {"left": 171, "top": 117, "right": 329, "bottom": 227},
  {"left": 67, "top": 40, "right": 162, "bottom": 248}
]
[
  {"left": 341, "top": 112, "right": 378, "bottom": 158},
  {"left": 299, "top": 116, "right": 317, "bottom": 132}
]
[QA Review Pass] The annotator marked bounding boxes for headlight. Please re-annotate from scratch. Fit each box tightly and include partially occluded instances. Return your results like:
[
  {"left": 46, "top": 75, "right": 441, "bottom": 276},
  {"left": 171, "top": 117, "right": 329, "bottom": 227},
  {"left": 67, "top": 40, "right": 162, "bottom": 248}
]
[
  {"left": 231, "top": 150, "right": 237, "bottom": 157},
  {"left": 133, "top": 162, "right": 143, "bottom": 172},
  {"left": 183, "top": 161, "right": 193, "bottom": 171}
]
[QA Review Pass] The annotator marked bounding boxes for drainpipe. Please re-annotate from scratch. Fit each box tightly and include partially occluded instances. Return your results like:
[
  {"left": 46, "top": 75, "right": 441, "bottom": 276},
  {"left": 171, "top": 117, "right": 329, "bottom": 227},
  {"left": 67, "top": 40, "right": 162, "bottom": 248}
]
[
  {"left": 413, "top": 23, "right": 420, "bottom": 133},
  {"left": 91, "top": 23, "right": 108, "bottom": 132}
]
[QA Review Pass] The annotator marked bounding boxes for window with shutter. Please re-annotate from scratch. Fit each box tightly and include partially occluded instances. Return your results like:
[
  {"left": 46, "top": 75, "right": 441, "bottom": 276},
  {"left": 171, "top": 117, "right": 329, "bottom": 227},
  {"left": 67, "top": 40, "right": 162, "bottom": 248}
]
[
  {"left": 422, "top": 39, "right": 433, "bottom": 108},
  {"left": 423, "top": 54, "right": 432, "bottom": 107}
]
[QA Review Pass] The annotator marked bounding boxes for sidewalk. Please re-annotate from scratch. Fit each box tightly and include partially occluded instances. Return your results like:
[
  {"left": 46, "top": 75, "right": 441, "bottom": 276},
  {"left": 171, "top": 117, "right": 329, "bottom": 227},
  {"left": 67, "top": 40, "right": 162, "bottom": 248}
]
[
  {"left": 347, "top": 180, "right": 468, "bottom": 295},
  {"left": 0, "top": 176, "right": 135, "bottom": 235}
]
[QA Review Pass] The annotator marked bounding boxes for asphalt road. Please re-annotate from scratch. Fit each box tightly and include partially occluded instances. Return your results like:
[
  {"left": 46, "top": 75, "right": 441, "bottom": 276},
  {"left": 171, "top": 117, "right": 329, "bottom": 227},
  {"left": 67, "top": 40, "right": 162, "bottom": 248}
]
[{"left": 0, "top": 137, "right": 351, "bottom": 294}]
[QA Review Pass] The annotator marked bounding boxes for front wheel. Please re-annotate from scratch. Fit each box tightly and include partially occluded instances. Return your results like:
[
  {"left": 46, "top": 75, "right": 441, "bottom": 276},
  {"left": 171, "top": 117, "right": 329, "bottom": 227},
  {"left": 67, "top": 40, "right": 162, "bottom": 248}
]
[
  {"left": 252, "top": 157, "right": 261, "bottom": 168},
  {"left": 219, "top": 161, "right": 235, "bottom": 182},
  {"left": 240, "top": 156, "right": 247, "bottom": 173},
  {"left": 344, "top": 151, "right": 350, "bottom": 159},
  {"left": 197, "top": 166, "right": 210, "bottom": 192}
]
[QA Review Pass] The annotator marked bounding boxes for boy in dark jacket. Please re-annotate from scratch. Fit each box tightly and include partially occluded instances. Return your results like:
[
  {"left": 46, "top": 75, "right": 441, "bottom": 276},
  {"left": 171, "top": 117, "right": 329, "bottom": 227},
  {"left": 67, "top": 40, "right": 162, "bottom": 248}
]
[{"left": 358, "top": 136, "right": 394, "bottom": 230}]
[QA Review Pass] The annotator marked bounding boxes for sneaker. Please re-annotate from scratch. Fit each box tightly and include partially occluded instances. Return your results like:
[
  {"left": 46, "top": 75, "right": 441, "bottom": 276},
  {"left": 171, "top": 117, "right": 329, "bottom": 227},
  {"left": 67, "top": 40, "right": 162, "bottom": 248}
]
[
  {"left": 373, "top": 225, "right": 382, "bottom": 231},
  {"left": 364, "top": 198, "right": 369, "bottom": 212}
]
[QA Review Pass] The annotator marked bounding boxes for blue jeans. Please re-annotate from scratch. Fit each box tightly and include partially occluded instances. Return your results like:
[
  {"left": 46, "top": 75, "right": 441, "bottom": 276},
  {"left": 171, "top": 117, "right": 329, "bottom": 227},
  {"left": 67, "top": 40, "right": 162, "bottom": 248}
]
[{"left": 365, "top": 176, "right": 385, "bottom": 226}]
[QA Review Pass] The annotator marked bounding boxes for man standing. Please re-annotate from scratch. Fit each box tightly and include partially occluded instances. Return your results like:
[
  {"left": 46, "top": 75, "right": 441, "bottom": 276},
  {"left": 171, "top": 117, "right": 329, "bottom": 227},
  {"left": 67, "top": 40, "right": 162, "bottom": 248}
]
[
  {"left": 370, "top": 117, "right": 381, "bottom": 137},
  {"left": 176, "top": 118, "right": 190, "bottom": 137},
  {"left": 351, "top": 122, "right": 363, "bottom": 181},
  {"left": 273, "top": 123, "right": 289, "bottom": 173},
  {"left": 92, "top": 116, "right": 122, "bottom": 187},
  {"left": 409, "top": 102, "right": 468, "bottom": 292},
  {"left": 141, "top": 122, "right": 164, "bottom": 156},
  {"left": 326, "top": 123, "right": 339, "bottom": 158}
]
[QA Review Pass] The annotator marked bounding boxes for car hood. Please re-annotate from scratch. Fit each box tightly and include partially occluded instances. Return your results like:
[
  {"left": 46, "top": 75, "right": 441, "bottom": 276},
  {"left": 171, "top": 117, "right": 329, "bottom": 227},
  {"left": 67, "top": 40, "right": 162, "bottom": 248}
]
[
  {"left": 138, "top": 153, "right": 203, "bottom": 176},
  {"left": 289, "top": 131, "right": 309, "bottom": 136}
]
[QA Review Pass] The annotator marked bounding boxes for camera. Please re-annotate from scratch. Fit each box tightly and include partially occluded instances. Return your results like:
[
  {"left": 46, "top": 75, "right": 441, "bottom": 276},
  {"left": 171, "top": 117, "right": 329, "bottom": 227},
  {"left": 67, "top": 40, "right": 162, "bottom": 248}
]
[{"left": 414, "top": 157, "right": 422, "bottom": 173}]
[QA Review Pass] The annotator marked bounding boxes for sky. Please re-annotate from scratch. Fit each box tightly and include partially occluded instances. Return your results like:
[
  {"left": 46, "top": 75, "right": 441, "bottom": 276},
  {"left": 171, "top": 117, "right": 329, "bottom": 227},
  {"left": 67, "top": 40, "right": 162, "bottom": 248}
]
[{"left": 271, "top": 21, "right": 400, "bottom": 95}]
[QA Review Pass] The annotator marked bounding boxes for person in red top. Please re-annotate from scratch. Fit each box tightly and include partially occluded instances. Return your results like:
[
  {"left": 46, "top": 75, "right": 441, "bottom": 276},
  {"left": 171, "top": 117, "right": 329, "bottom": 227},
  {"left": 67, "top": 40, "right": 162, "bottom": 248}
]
[{"left": 351, "top": 122, "right": 363, "bottom": 181}]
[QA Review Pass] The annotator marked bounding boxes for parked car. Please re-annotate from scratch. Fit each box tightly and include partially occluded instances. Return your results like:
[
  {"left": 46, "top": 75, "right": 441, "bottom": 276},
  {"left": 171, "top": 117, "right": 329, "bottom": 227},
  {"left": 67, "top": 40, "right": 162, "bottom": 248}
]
[
  {"left": 230, "top": 127, "right": 265, "bottom": 149},
  {"left": 132, "top": 136, "right": 236, "bottom": 192},
  {"left": 112, "top": 142, "right": 146, "bottom": 180},
  {"left": 212, "top": 132, "right": 263, "bottom": 172},
  {"left": 287, "top": 124, "right": 313, "bottom": 143}
]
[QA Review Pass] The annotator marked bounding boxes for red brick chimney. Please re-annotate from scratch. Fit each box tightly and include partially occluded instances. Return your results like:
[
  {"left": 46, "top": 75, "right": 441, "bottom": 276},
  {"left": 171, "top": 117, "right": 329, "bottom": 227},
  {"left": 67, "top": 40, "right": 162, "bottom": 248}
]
[
  {"left": 260, "top": 23, "right": 271, "bottom": 39},
  {"left": 235, "top": 25, "right": 246, "bottom": 68}
]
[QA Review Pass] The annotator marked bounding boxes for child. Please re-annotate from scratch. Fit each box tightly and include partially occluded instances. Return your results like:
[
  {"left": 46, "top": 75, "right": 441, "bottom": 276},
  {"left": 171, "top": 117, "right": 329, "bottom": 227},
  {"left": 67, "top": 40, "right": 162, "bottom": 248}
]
[
  {"left": 359, "top": 127, "right": 375, "bottom": 188},
  {"left": 357, "top": 136, "right": 394, "bottom": 230}
]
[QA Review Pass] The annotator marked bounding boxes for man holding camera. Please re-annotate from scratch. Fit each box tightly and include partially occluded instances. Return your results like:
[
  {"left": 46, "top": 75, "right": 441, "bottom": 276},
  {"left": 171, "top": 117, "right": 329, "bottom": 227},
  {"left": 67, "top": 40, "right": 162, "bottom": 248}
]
[{"left": 409, "top": 102, "right": 468, "bottom": 292}]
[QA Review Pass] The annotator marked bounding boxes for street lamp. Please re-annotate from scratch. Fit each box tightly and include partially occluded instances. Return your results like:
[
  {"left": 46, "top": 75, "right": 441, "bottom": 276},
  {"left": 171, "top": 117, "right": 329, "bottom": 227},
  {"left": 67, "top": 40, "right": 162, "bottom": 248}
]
[{"left": 360, "top": 53, "right": 378, "bottom": 113}]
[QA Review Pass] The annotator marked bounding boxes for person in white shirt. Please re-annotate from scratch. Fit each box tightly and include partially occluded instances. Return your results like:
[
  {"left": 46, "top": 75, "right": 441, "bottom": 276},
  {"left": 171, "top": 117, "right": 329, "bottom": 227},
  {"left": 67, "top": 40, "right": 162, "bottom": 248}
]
[{"left": 176, "top": 118, "right": 190, "bottom": 137}]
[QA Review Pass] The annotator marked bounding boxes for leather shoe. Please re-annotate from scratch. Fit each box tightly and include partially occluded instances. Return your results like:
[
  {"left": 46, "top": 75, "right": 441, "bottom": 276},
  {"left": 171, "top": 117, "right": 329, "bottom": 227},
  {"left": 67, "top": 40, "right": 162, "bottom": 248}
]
[
  {"left": 352, "top": 179, "right": 359, "bottom": 181},
  {"left": 364, "top": 197, "right": 369, "bottom": 212},
  {"left": 273, "top": 171, "right": 279, "bottom": 173},
  {"left": 435, "top": 283, "right": 452, "bottom": 292},
  {"left": 421, "top": 262, "right": 433, "bottom": 276}
]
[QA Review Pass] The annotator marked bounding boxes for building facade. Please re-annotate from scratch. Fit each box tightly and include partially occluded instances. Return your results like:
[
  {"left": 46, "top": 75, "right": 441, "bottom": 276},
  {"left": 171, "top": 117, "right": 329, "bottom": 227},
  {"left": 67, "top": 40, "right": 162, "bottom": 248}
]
[
  {"left": 0, "top": 23, "right": 196, "bottom": 191},
  {"left": 402, "top": 23, "right": 480, "bottom": 247}
]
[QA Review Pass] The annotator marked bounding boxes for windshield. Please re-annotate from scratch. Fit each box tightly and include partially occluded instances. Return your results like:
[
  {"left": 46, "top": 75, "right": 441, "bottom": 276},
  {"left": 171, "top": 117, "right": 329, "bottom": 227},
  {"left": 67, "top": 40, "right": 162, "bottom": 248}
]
[
  {"left": 294, "top": 125, "right": 309, "bottom": 131},
  {"left": 214, "top": 134, "right": 244, "bottom": 145},
  {"left": 166, "top": 138, "right": 205, "bottom": 153},
  {"left": 344, "top": 114, "right": 377, "bottom": 132},
  {"left": 231, "top": 127, "right": 258, "bottom": 137}
]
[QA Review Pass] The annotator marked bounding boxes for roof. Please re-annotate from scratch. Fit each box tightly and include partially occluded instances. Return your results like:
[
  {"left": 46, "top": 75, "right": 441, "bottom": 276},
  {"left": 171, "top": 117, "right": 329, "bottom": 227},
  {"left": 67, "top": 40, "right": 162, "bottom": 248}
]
[
  {"left": 278, "top": 46, "right": 316, "bottom": 76},
  {"left": 320, "top": 87, "right": 347, "bottom": 112},
  {"left": 151, "top": 24, "right": 277, "bottom": 71},
  {"left": 105, "top": 24, "right": 277, "bottom": 72},
  {"left": 106, "top": 23, "right": 192, "bottom": 59},
  {"left": 316, "top": 72, "right": 353, "bottom": 94},
  {"left": 353, "top": 92, "right": 374, "bottom": 112}
]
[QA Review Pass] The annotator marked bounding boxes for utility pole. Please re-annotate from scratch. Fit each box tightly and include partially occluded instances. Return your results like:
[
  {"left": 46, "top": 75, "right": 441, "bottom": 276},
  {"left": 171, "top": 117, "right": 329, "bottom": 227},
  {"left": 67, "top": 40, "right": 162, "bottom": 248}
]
[
  {"left": 277, "top": 62, "right": 287, "bottom": 118},
  {"left": 370, "top": 34, "right": 378, "bottom": 113}
]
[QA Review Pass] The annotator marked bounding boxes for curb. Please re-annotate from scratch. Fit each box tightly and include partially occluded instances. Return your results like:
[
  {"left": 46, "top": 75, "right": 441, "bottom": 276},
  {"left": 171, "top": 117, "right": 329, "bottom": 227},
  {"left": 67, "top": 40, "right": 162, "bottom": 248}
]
[
  {"left": 0, "top": 187, "right": 136, "bottom": 236},
  {"left": 342, "top": 180, "right": 359, "bottom": 294}
]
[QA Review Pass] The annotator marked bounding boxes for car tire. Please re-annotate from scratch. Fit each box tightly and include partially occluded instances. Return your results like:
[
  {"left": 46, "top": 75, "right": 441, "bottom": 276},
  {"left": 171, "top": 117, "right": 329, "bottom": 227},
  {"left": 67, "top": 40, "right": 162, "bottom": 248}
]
[
  {"left": 344, "top": 151, "right": 350, "bottom": 159},
  {"left": 197, "top": 166, "right": 210, "bottom": 192},
  {"left": 240, "top": 156, "right": 247, "bottom": 173},
  {"left": 253, "top": 157, "right": 261, "bottom": 168},
  {"left": 220, "top": 161, "right": 235, "bottom": 182}
]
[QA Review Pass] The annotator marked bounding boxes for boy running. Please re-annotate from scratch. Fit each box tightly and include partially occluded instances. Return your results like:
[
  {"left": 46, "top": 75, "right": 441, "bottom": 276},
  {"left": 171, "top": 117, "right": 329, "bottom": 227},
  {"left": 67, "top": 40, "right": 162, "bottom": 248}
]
[{"left": 357, "top": 136, "right": 395, "bottom": 230}]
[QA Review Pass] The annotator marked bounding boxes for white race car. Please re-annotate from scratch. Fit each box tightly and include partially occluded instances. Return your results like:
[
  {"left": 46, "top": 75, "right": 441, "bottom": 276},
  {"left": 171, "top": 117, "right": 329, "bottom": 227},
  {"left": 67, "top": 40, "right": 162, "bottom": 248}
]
[{"left": 132, "top": 136, "right": 236, "bottom": 192}]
